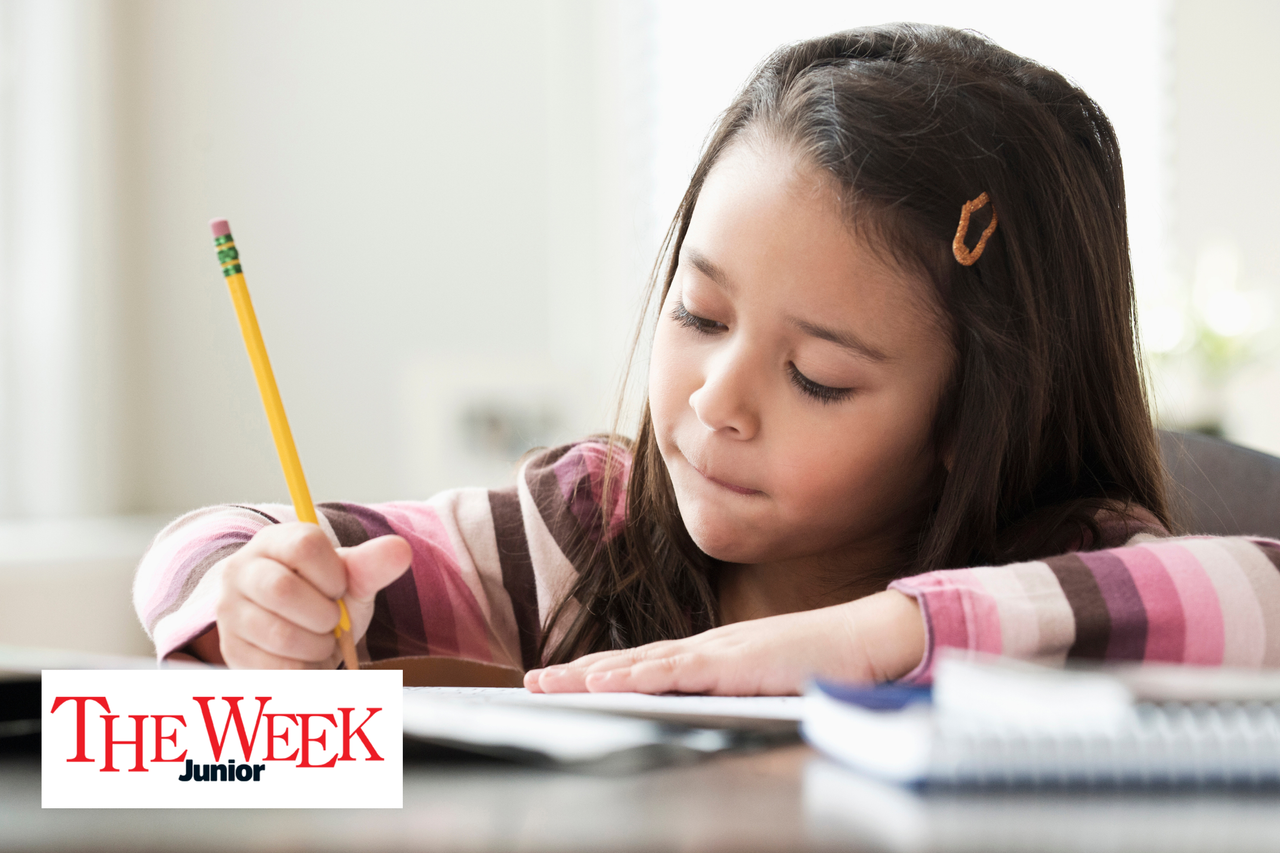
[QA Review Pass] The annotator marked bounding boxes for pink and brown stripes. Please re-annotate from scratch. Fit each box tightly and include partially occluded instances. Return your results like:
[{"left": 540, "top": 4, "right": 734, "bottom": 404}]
[
  {"left": 524, "top": 444, "right": 612, "bottom": 565},
  {"left": 893, "top": 536, "right": 1280, "bottom": 680},
  {"left": 141, "top": 505, "right": 280, "bottom": 637},
  {"left": 319, "top": 501, "right": 538, "bottom": 667},
  {"left": 319, "top": 503, "right": 423, "bottom": 660},
  {"left": 487, "top": 488, "right": 542, "bottom": 670},
  {"left": 1047, "top": 537, "right": 1280, "bottom": 666}
]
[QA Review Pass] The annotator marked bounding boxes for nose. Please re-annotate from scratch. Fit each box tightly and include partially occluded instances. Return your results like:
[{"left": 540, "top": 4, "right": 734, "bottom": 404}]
[{"left": 688, "top": 342, "right": 760, "bottom": 439}]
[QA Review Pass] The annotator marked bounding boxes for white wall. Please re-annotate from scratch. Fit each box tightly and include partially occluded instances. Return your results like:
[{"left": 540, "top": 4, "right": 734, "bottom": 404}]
[
  {"left": 0, "top": 0, "right": 123, "bottom": 517},
  {"left": 1173, "top": 2, "right": 1280, "bottom": 310},
  {"left": 113, "top": 0, "right": 653, "bottom": 512},
  {"left": 1167, "top": 0, "right": 1280, "bottom": 452}
]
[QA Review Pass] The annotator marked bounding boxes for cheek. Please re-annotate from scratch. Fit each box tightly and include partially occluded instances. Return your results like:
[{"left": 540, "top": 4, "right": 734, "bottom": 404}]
[
  {"left": 773, "top": 402, "right": 940, "bottom": 524},
  {"left": 647, "top": 322, "right": 695, "bottom": 434}
]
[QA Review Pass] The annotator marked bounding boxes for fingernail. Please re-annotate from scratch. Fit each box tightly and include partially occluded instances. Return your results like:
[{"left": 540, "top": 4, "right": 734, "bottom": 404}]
[{"left": 526, "top": 668, "right": 543, "bottom": 678}]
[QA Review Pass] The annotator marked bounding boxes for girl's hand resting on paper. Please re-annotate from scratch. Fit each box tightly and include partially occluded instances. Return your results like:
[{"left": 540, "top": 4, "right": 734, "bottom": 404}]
[
  {"left": 182, "top": 523, "right": 411, "bottom": 668},
  {"left": 524, "top": 589, "right": 926, "bottom": 695}
]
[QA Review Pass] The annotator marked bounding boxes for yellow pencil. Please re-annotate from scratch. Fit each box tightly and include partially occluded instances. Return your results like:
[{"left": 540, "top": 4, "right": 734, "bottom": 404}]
[{"left": 209, "top": 218, "right": 360, "bottom": 672}]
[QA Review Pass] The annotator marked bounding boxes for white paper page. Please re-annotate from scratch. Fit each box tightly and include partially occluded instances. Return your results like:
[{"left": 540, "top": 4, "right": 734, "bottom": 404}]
[
  {"left": 402, "top": 687, "right": 800, "bottom": 765},
  {"left": 401, "top": 697, "right": 732, "bottom": 765},
  {"left": 405, "top": 686, "right": 803, "bottom": 726}
]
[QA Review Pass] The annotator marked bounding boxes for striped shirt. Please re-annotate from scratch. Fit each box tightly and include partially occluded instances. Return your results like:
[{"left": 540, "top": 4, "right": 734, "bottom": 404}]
[{"left": 133, "top": 440, "right": 1280, "bottom": 681}]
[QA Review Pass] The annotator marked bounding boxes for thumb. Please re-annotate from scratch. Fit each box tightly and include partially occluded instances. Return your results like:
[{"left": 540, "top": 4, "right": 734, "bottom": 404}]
[{"left": 339, "top": 535, "right": 412, "bottom": 604}]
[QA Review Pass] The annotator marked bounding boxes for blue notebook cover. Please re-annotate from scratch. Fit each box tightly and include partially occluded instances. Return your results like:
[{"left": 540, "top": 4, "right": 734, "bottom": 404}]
[{"left": 811, "top": 680, "right": 932, "bottom": 711}]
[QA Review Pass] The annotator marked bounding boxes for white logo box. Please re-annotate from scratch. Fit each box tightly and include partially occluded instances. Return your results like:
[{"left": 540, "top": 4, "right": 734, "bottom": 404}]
[{"left": 42, "top": 669, "right": 402, "bottom": 808}]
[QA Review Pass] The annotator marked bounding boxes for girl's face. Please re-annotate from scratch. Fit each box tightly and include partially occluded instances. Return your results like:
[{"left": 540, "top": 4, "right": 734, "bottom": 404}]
[{"left": 648, "top": 140, "right": 955, "bottom": 573}]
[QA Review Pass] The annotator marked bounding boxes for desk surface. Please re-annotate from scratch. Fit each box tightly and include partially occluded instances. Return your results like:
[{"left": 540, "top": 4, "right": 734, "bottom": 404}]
[{"left": 7, "top": 744, "right": 1280, "bottom": 853}]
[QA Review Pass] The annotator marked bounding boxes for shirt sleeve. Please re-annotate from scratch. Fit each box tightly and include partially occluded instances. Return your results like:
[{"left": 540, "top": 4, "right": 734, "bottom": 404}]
[
  {"left": 888, "top": 534, "right": 1280, "bottom": 683},
  {"left": 132, "top": 440, "right": 628, "bottom": 668}
]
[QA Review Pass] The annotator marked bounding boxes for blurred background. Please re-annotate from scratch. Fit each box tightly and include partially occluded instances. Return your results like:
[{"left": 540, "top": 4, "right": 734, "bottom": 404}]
[{"left": 0, "top": 0, "right": 1275, "bottom": 656}]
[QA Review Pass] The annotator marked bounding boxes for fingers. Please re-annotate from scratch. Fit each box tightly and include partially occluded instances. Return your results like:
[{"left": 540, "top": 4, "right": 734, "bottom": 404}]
[
  {"left": 225, "top": 554, "right": 341, "bottom": 634},
  {"left": 220, "top": 598, "right": 336, "bottom": 662},
  {"left": 217, "top": 563, "right": 339, "bottom": 668},
  {"left": 218, "top": 522, "right": 350, "bottom": 670},
  {"left": 522, "top": 618, "right": 812, "bottom": 696},
  {"left": 585, "top": 654, "right": 717, "bottom": 695},
  {"left": 242, "top": 523, "right": 348, "bottom": 600},
  {"left": 525, "top": 651, "right": 625, "bottom": 692},
  {"left": 219, "top": 627, "right": 322, "bottom": 670},
  {"left": 526, "top": 643, "right": 684, "bottom": 693},
  {"left": 339, "top": 535, "right": 412, "bottom": 603}
]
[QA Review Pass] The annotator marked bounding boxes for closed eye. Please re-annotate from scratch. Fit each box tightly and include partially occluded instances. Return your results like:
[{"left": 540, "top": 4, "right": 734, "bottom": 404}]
[
  {"left": 671, "top": 301, "right": 724, "bottom": 335},
  {"left": 673, "top": 300, "right": 852, "bottom": 404},
  {"left": 788, "top": 363, "right": 853, "bottom": 404}
]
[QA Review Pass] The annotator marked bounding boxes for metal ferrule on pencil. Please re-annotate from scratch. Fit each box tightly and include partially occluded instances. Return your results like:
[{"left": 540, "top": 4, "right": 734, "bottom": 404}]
[{"left": 215, "top": 235, "right": 243, "bottom": 277}]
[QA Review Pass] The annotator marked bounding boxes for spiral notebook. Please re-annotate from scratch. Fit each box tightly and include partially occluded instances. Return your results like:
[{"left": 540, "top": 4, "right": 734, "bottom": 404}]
[{"left": 802, "top": 654, "right": 1280, "bottom": 786}]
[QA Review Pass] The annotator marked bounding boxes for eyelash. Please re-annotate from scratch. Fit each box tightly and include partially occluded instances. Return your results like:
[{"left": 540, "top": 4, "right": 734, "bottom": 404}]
[
  {"left": 787, "top": 364, "right": 853, "bottom": 405},
  {"left": 671, "top": 301, "right": 722, "bottom": 334},
  {"left": 670, "top": 300, "right": 854, "bottom": 405}
]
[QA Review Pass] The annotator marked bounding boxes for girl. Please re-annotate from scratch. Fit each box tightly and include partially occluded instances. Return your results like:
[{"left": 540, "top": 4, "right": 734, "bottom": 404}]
[{"left": 135, "top": 23, "right": 1280, "bottom": 694}]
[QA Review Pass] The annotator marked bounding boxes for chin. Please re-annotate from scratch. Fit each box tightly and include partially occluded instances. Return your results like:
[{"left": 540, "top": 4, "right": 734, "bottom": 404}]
[
  {"left": 667, "top": 459, "right": 773, "bottom": 562},
  {"left": 679, "top": 510, "right": 765, "bottom": 563}
]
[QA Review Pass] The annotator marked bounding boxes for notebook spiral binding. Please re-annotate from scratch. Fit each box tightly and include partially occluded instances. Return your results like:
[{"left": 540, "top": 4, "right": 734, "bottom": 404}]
[{"left": 929, "top": 701, "right": 1280, "bottom": 786}]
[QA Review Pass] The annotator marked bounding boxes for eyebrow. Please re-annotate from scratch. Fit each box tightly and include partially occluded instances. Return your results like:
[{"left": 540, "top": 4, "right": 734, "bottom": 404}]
[
  {"left": 788, "top": 317, "right": 890, "bottom": 363},
  {"left": 682, "top": 247, "right": 735, "bottom": 294},
  {"left": 681, "top": 246, "right": 890, "bottom": 363}
]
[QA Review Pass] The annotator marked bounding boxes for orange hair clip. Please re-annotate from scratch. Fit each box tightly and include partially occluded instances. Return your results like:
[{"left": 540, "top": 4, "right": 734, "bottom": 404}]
[{"left": 952, "top": 192, "right": 998, "bottom": 266}]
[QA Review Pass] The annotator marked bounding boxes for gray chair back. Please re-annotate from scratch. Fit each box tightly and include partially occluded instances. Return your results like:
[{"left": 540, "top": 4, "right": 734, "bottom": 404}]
[{"left": 1159, "top": 430, "right": 1280, "bottom": 538}]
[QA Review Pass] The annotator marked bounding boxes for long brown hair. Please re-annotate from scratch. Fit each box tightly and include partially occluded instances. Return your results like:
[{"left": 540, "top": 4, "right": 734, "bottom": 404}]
[{"left": 541, "top": 23, "right": 1172, "bottom": 664}]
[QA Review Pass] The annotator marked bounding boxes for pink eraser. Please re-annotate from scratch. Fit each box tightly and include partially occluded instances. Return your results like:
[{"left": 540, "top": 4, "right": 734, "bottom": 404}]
[{"left": 209, "top": 218, "right": 231, "bottom": 237}]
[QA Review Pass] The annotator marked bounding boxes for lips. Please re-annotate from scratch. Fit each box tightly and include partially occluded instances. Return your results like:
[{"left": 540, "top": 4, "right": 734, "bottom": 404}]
[{"left": 688, "top": 459, "right": 761, "bottom": 496}]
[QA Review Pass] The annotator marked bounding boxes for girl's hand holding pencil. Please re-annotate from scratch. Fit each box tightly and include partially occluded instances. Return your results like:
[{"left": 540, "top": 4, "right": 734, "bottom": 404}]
[
  {"left": 205, "top": 218, "right": 409, "bottom": 669},
  {"left": 196, "top": 524, "right": 410, "bottom": 669}
]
